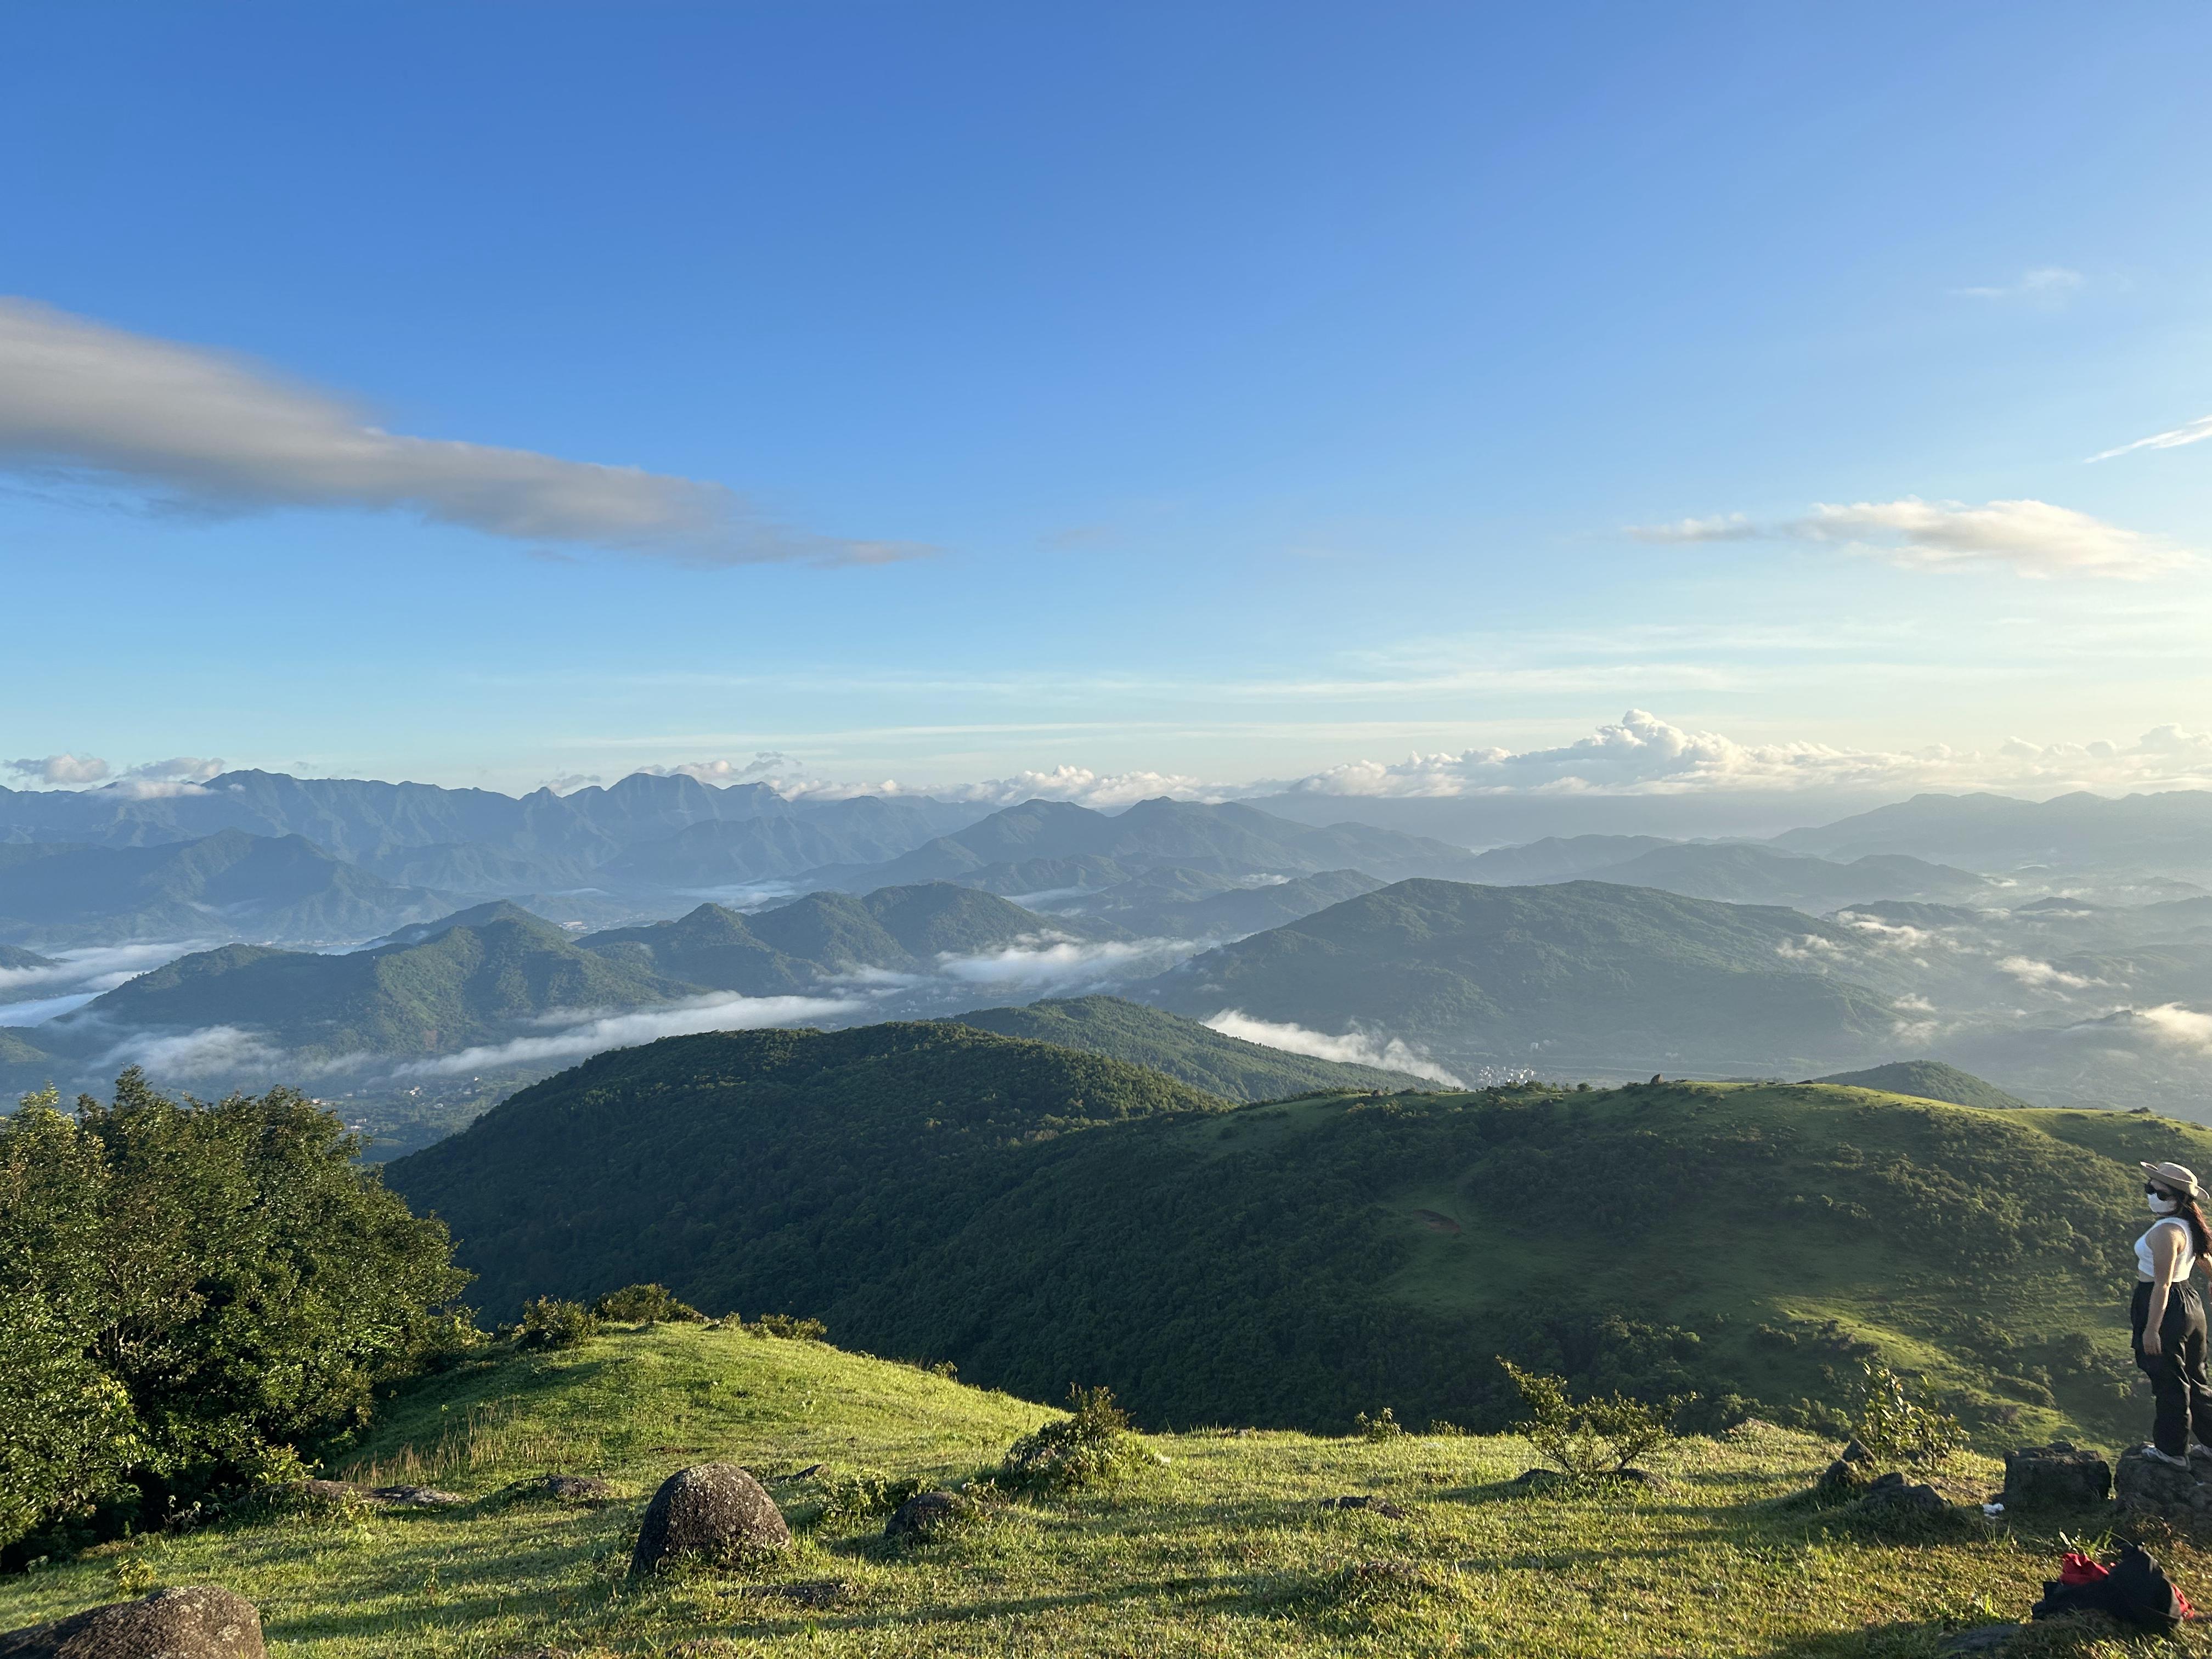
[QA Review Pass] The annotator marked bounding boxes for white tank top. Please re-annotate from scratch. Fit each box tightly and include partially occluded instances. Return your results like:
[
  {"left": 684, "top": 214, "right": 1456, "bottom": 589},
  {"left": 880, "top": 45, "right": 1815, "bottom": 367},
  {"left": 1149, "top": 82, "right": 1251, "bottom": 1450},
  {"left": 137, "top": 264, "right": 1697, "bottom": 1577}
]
[{"left": 2137, "top": 1215, "right": 2197, "bottom": 1282}]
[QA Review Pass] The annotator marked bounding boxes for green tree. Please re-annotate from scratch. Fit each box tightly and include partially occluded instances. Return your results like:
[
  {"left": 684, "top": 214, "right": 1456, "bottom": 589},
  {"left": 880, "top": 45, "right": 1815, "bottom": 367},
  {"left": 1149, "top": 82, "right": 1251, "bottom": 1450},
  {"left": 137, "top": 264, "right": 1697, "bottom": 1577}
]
[{"left": 0, "top": 1071, "right": 471, "bottom": 1550}]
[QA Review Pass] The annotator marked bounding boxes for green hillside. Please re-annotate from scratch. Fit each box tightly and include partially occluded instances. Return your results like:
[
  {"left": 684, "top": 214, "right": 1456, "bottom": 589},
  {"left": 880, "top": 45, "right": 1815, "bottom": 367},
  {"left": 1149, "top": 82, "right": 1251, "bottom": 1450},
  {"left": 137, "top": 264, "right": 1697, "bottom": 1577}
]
[
  {"left": 1146, "top": 877, "right": 1901, "bottom": 1068},
  {"left": 949, "top": 994, "right": 1419, "bottom": 1097},
  {"left": 1815, "top": 1060, "right": 2037, "bottom": 1111},
  {"left": 0, "top": 945, "right": 57, "bottom": 971},
  {"left": 387, "top": 1022, "right": 1221, "bottom": 1313},
  {"left": 390, "top": 1022, "right": 2201, "bottom": 1450},
  {"left": 70, "top": 904, "right": 685, "bottom": 1058},
  {"left": 0, "top": 1318, "right": 2124, "bottom": 1659}
]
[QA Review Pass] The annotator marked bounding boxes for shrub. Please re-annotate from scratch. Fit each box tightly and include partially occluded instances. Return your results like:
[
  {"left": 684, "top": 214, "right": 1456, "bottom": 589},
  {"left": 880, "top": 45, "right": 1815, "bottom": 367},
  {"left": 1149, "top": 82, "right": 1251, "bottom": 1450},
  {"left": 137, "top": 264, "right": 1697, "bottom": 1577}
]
[
  {"left": 590, "top": 1283, "right": 704, "bottom": 1324},
  {"left": 518, "top": 1297, "right": 599, "bottom": 1350},
  {"left": 0, "top": 1075, "right": 470, "bottom": 1555},
  {"left": 1844, "top": 1360, "right": 1965, "bottom": 1468},
  {"left": 1001, "top": 1385, "right": 1147, "bottom": 1494},
  {"left": 1500, "top": 1359, "right": 1686, "bottom": 1480},
  {"left": 1353, "top": 1407, "right": 1404, "bottom": 1441},
  {"left": 746, "top": 1313, "right": 827, "bottom": 1341}
]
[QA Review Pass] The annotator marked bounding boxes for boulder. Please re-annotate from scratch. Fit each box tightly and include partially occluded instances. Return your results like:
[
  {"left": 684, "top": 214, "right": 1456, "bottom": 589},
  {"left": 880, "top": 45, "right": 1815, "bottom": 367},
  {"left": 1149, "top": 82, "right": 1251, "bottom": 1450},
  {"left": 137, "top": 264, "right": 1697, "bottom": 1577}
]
[
  {"left": 631, "top": 1464, "right": 790, "bottom": 1573},
  {"left": 1857, "top": 1471, "right": 1949, "bottom": 1516},
  {"left": 0, "top": 1585, "right": 264, "bottom": 1658},
  {"left": 884, "top": 1489, "right": 971, "bottom": 1542},
  {"left": 1813, "top": 1438, "right": 1876, "bottom": 1503},
  {"left": 2000, "top": 1443, "right": 2111, "bottom": 1510},
  {"left": 541, "top": 1475, "right": 614, "bottom": 1503},
  {"left": 367, "top": 1485, "right": 465, "bottom": 1507},
  {"left": 2114, "top": 1445, "right": 2210, "bottom": 1531}
]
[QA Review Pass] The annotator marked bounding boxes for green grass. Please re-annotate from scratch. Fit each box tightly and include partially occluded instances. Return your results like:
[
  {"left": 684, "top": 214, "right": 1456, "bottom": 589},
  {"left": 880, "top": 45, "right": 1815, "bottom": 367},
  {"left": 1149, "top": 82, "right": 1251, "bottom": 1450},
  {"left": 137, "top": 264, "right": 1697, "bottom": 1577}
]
[{"left": 4, "top": 1323, "right": 2207, "bottom": 1658}]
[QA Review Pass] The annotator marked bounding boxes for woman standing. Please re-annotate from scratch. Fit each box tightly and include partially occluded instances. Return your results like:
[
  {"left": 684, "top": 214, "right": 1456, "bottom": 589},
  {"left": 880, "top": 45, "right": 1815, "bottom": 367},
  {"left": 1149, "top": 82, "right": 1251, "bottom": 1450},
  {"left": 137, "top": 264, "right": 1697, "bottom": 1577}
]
[{"left": 2135, "top": 1160, "right": 2212, "bottom": 1468}]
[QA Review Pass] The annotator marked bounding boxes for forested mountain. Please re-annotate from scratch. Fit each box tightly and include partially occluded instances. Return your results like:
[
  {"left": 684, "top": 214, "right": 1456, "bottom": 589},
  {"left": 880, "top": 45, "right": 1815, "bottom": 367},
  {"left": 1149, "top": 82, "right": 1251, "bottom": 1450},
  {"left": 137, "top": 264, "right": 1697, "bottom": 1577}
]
[
  {"left": 1142, "top": 878, "right": 1901, "bottom": 1070},
  {"left": 387, "top": 1024, "right": 2199, "bottom": 1446},
  {"left": 0, "top": 829, "right": 453, "bottom": 946},
  {"left": 949, "top": 994, "right": 1418, "bottom": 1097},
  {"left": 1771, "top": 788, "right": 2212, "bottom": 878},
  {"left": 1589, "top": 843, "right": 1994, "bottom": 909}
]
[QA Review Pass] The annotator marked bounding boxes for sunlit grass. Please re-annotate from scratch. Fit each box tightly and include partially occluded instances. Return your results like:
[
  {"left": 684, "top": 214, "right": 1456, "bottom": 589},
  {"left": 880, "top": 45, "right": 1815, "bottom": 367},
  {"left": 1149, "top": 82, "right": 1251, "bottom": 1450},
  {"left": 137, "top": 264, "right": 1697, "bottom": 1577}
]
[{"left": 2, "top": 1324, "right": 2205, "bottom": 1657}]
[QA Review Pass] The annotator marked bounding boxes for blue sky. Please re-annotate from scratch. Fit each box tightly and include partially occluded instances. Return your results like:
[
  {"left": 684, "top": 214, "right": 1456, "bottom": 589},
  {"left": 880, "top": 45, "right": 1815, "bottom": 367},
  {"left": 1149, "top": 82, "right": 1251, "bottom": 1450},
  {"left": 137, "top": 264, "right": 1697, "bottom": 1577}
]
[{"left": 4, "top": 2, "right": 2211, "bottom": 808}]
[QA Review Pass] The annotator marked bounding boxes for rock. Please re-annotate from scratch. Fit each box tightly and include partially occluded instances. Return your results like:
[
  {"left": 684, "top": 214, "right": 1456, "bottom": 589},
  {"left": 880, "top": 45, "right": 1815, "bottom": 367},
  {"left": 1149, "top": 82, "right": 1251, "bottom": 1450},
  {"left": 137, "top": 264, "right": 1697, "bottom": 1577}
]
[
  {"left": 1858, "top": 1471, "right": 1949, "bottom": 1516},
  {"left": 541, "top": 1475, "right": 613, "bottom": 1503},
  {"left": 631, "top": 1464, "right": 791, "bottom": 1574},
  {"left": 0, "top": 1585, "right": 264, "bottom": 1658},
  {"left": 1939, "top": 1623, "right": 2021, "bottom": 1655},
  {"left": 2114, "top": 1444, "right": 2205, "bottom": 1531},
  {"left": 298, "top": 1479, "right": 360, "bottom": 1503},
  {"left": 2001, "top": 1444, "right": 2112, "bottom": 1510},
  {"left": 1511, "top": 1468, "right": 1567, "bottom": 1491},
  {"left": 884, "top": 1489, "right": 971, "bottom": 1542},
  {"left": 1318, "top": 1494, "right": 1409, "bottom": 1518},
  {"left": 367, "top": 1485, "right": 465, "bottom": 1507}
]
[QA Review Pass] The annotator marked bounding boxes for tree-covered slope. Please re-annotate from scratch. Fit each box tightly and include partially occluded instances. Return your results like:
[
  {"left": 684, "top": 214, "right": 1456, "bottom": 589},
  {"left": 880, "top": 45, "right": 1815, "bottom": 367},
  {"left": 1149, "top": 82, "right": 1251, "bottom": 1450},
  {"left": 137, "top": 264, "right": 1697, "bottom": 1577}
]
[
  {"left": 385, "top": 1022, "right": 1223, "bottom": 1314},
  {"left": 948, "top": 995, "right": 1419, "bottom": 1097},
  {"left": 1144, "top": 878, "right": 1900, "bottom": 1066},
  {"left": 67, "top": 904, "right": 685, "bottom": 1058},
  {"left": 1814, "top": 1059, "right": 2037, "bottom": 1110},
  {"left": 387, "top": 1018, "right": 2203, "bottom": 1450}
]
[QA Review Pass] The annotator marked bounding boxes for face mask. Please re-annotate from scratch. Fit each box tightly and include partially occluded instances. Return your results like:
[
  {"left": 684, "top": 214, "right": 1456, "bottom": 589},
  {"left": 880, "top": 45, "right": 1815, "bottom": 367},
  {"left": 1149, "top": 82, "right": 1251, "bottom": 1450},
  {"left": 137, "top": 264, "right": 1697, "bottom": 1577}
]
[{"left": 2149, "top": 1192, "right": 2181, "bottom": 1215}]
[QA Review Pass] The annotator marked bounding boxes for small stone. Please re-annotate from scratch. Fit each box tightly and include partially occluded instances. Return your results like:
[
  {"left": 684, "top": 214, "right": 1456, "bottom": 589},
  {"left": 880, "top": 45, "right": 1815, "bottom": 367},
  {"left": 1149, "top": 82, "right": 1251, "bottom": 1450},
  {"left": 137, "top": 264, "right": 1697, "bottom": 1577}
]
[
  {"left": 541, "top": 1475, "right": 613, "bottom": 1503},
  {"left": 1857, "top": 1472, "right": 1948, "bottom": 1516},
  {"left": 368, "top": 1484, "right": 466, "bottom": 1507},
  {"left": 0, "top": 1585, "right": 264, "bottom": 1658},
  {"left": 631, "top": 1464, "right": 791, "bottom": 1574},
  {"left": 1318, "top": 1494, "right": 1409, "bottom": 1518}
]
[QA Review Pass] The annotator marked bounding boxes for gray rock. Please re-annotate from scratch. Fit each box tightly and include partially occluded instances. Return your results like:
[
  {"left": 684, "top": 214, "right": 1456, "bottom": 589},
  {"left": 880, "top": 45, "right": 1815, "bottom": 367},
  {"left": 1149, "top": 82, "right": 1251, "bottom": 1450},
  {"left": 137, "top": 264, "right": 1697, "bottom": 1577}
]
[
  {"left": 1858, "top": 1471, "right": 1949, "bottom": 1516},
  {"left": 368, "top": 1485, "right": 465, "bottom": 1507},
  {"left": 0, "top": 1585, "right": 264, "bottom": 1657},
  {"left": 541, "top": 1475, "right": 613, "bottom": 1503},
  {"left": 631, "top": 1464, "right": 791, "bottom": 1573},
  {"left": 2000, "top": 1443, "right": 2111, "bottom": 1510},
  {"left": 2114, "top": 1444, "right": 2205, "bottom": 1530},
  {"left": 1318, "top": 1494, "right": 1409, "bottom": 1518},
  {"left": 884, "top": 1489, "right": 970, "bottom": 1541}
]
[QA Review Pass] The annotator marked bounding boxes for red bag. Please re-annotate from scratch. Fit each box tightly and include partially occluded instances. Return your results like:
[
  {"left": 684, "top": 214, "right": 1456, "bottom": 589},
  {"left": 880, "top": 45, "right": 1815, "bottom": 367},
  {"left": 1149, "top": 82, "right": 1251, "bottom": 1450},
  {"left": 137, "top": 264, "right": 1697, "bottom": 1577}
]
[{"left": 2059, "top": 1554, "right": 2109, "bottom": 1586}]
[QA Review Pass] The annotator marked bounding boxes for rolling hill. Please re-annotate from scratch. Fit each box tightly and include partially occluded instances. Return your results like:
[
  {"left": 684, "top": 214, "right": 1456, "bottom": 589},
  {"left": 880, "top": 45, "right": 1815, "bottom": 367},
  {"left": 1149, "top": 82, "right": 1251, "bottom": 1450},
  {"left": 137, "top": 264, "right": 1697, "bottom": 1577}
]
[
  {"left": 1141, "top": 877, "right": 1903, "bottom": 1069},
  {"left": 387, "top": 1019, "right": 2202, "bottom": 1448},
  {"left": 947, "top": 994, "right": 1420, "bottom": 1097},
  {"left": 1814, "top": 1059, "right": 2037, "bottom": 1110},
  {"left": 1589, "top": 843, "right": 1994, "bottom": 910}
]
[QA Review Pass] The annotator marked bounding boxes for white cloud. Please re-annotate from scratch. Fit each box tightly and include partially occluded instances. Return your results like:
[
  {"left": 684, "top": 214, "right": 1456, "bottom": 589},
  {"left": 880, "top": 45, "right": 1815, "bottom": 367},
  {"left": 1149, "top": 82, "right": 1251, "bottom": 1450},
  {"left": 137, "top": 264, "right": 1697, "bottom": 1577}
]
[
  {"left": 390, "top": 991, "right": 867, "bottom": 1077},
  {"left": 1204, "top": 1009, "right": 1464, "bottom": 1087},
  {"left": 2069, "top": 1003, "right": 2212, "bottom": 1054},
  {"left": 96, "top": 1023, "right": 285, "bottom": 1078},
  {"left": 0, "top": 941, "right": 202, "bottom": 1002},
  {"left": 1996, "top": 956, "right": 2106, "bottom": 992},
  {"left": 126, "top": 756, "right": 223, "bottom": 783},
  {"left": 1633, "top": 497, "right": 2192, "bottom": 580},
  {"left": 1271, "top": 709, "right": 2212, "bottom": 800},
  {"left": 0, "top": 297, "right": 926, "bottom": 566},
  {"left": 5, "top": 753, "right": 110, "bottom": 785},
  {"left": 2087, "top": 414, "right": 2212, "bottom": 464},
  {"left": 768, "top": 764, "right": 1231, "bottom": 810},
  {"left": 1952, "top": 266, "right": 2085, "bottom": 303},
  {"left": 927, "top": 935, "right": 1210, "bottom": 994},
  {"left": 641, "top": 753, "right": 802, "bottom": 785}
]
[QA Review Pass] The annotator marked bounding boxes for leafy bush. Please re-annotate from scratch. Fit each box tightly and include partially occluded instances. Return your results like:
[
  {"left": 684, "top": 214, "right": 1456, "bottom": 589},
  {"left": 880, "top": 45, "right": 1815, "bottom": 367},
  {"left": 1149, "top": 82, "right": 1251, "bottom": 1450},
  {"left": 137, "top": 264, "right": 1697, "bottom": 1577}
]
[
  {"left": 1845, "top": 1360, "right": 1965, "bottom": 1468},
  {"left": 746, "top": 1313, "right": 827, "bottom": 1341},
  {"left": 590, "top": 1283, "right": 704, "bottom": 1324},
  {"left": 1501, "top": 1360, "right": 1685, "bottom": 1479},
  {"left": 0, "top": 1074, "right": 470, "bottom": 1555},
  {"left": 1353, "top": 1407, "right": 1404, "bottom": 1440},
  {"left": 1001, "top": 1385, "right": 1147, "bottom": 1494},
  {"left": 518, "top": 1298, "right": 599, "bottom": 1350}
]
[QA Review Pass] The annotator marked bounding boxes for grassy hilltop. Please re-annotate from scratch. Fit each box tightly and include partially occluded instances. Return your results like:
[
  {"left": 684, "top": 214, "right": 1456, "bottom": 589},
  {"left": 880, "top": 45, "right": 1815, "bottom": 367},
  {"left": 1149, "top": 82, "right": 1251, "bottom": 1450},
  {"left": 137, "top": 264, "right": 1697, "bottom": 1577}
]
[
  {"left": 5, "top": 1318, "right": 2198, "bottom": 1659},
  {"left": 391, "top": 1024, "right": 2209, "bottom": 1449}
]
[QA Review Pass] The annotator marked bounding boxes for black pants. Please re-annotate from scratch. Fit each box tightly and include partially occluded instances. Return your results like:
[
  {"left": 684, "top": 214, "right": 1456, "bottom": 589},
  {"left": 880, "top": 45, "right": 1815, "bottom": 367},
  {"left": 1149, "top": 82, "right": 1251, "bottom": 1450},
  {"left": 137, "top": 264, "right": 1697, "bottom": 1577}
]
[{"left": 2132, "top": 1280, "right": 2212, "bottom": 1455}]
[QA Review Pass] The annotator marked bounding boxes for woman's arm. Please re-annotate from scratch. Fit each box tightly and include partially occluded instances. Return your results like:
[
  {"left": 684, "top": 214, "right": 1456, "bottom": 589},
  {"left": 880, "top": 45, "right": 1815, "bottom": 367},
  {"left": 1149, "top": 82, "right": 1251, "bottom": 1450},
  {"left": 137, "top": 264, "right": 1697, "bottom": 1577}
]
[{"left": 2146, "top": 1224, "right": 2184, "bottom": 1357}]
